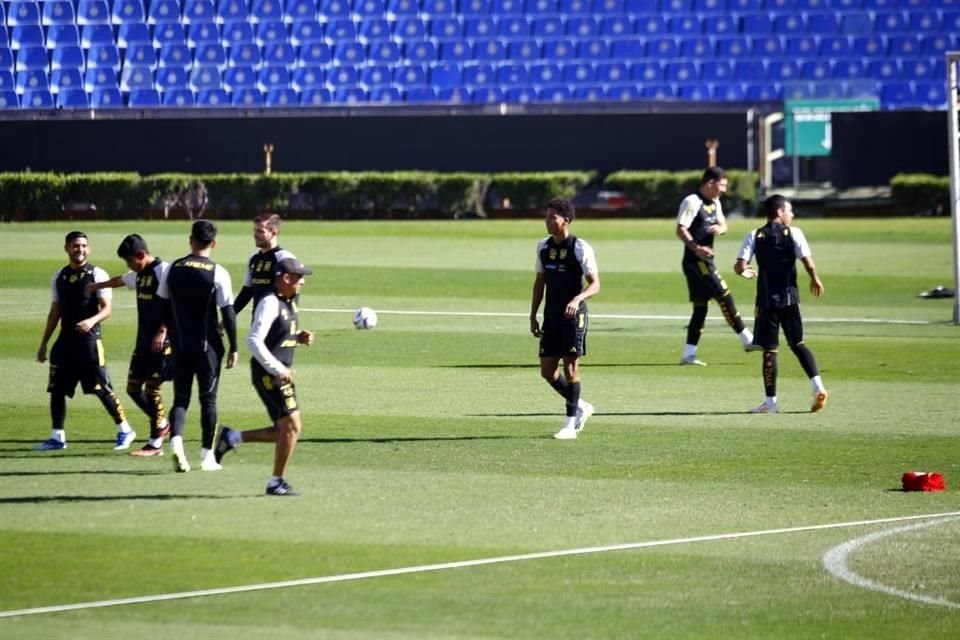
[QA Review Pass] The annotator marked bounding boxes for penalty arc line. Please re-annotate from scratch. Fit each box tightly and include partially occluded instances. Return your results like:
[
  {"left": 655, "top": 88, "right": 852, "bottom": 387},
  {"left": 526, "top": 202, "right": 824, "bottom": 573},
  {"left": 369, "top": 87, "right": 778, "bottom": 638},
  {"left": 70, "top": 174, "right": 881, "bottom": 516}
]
[
  {"left": 2, "top": 510, "right": 960, "bottom": 620},
  {"left": 822, "top": 516, "right": 960, "bottom": 609}
]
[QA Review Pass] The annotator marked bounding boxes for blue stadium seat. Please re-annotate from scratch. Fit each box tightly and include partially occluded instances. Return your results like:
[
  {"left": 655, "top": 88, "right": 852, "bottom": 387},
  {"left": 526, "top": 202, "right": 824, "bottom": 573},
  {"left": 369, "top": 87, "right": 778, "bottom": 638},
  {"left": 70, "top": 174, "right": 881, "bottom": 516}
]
[
  {"left": 662, "top": 0, "right": 691, "bottom": 10},
  {"left": 609, "top": 39, "right": 643, "bottom": 60},
  {"left": 741, "top": 14, "right": 772, "bottom": 33},
  {"left": 263, "top": 43, "right": 296, "bottom": 66},
  {"left": 195, "top": 43, "right": 227, "bottom": 68},
  {"left": 333, "top": 87, "right": 366, "bottom": 103},
  {"left": 875, "top": 11, "right": 908, "bottom": 32},
  {"left": 833, "top": 58, "right": 867, "bottom": 78},
  {"left": 560, "top": 0, "right": 592, "bottom": 14},
  {"left": 463, "top": 17, "right": 495, "bottom": 38},
  {"left": 256, "top": 21, "right": 288, "bottom": 45},
  {"left": 118, "top": 22, "right": 151, "bottom": 48},
  {"left": 222, "top": 22, "right": 255, "bottom": 46},
  {"left": 395, "top": 63, "right": 429, "bottom": 86},
  {"left": 888, "top": 35, "right": 921, "bottom": 57},
  {"left": 120, "top": 65, "right": 153, "bottom": 90},
  {"left": 597, "top": 62, "right": 629, "bottom": 83},
  {"left": 509, "top": 40, "right": 540, "bottom": 61},
  {"left": 531, "top": 17, "right": 561, "bottom": 38},
  {"left": 233, "top": 83, "right": 270, "bottom": 103},
  {"left": 544, "top": 39, "right": 577, "bottom": 60},
  {"left": 786, "top": 35, "right": 818, "bottom": 56},
  {"left": 914, "top": 82, "right": 945, "bottom": 107},
  {"left": 52, "top": 46, "right": 85, "bottom": 70},
  {"left": 188, "top": 22, "right": 221, "bottom": 47},
  {"left": 23, "top": 88, "right": 54, "bottom": 108},
  {"left": 831, "top": 0, "right": 861, "bottom": 8},
  {"left": 783, "top": 82, "right": 814, "bottom": 99},
  {"left": 153, "top": 23, "right": 187, "bottom": 48},
  {"left": 734, "top": 60, "right": 767, "bottom": 82},
  {"left": 57, "top": 88, "right": 89, "bottom": 108},
  {"left": 901, "top": 58, "right": 936, "bottom": 81},
  {"left": 539, "top": 85, "right": 571, "bottom": 102},
  {"left": 766, "top": 0, "right": 791, "bottom": 9},
  {"left": 768, "top": 60, "right": 801, "bottom": 82},
  {"left": 852, "top": 35, "right": 885, "bottom": 56},
  {"left": 43, "top": 1, "right": 76, "bottom": 26},
  {"left": 744, "top": 83, "right": 780, "bottom": 101},
  {"left": 197, "top": 88, "right": 230, "bottom": 105},
  {"left": 647, "top": 37, "right": 678, "bottom": 58},
  {"left": 492, "top": 0, "right": 525, "bottom": 14},
  {"left": 805, "top": 12, "right": 839, "bottom": 33},
  {"left": 229, "top": 42, "right": 263, "bottom": 68},
  {"left": 290, "top": 19, "right": 325, "bottom": 45},
  {"left": 223, "top": 65, "right": 257, "bottom": 90},
  {"left": 598, "top": 16, "right": 630, "bottom": 38},
  {"left": 406, "top": 86, "right": 438, "bottom": 102},
  {"left": 217, "top": 0, "right": 250, "bottom": 23},
  {"left": 840, "top": 12, "right": 874, "bottom": 33},
  {"left": 0, "top": 71, "right": 13, "bottom": 94},
  {"left": 880, "top": 81, "right": 913, "bottom": 107},
  {"left": 159, "top": 44, "right": 192, "bottom": 68},
  {"left": 16, "top": 69, "right": 49, "bottom": 93},
  {"left": 0, "top": 30, "right": 7, "bottom": 50},
  {"left": 129, "top": 88, "right": 161, "bottom": 106},
  {"left": 440, "top": 41, "right": 473, "bottom": 61},
  {"left": 148, "top": 0, "right": 181, "bottom": 24},
  {"left": 819, "top": 35, "right": 852, "bottom": 56},
  {"left": 504, "top": 87, "right": 535, "bottom": 103},
  {"left": 462, "top": 0, "right": 492, "bottom": 15},
  {"left": 406, "top": 40, "right": 437, "bottom": 62},
  {"left": 88, "top": 44, "right": 121, "bottom": 70},
  {"left": 51, "top": 68, "right": 83, "bottom": 93},
  {"left": 668, "top": 16, "right": 701, "bottom": 35},
  {"left": 634, "top": 16, "right": 666, "bottom": 37},
  {"left": 593, "top": 0, "right": 624, "bottom": 13},
  {"left": 125, "top": 43, "right": 158, "bottom": 69},
  {"left": 78, "top": 0, "right": 111, "bottom": 25},
  {"left": 677, "top": 84, "right": 710, "bottom": 100},
  {"left": 298, "top": 42, "right": 332, "bottom": 65},
  {"left": 496, "top": 62, "right": 527, "bottom": 85},
  {"left": 16, "top": 46, "right": 47, "bottom": 72},
  {"left": 251, "top": 0, "right": 284, "bottom": 23},
  {"left": 369, "top": 40, "right": 400, "bottom": 63},
  {"left": 774, "top": 14, "right": 805, "bottom": 34},
  {"left": 81, "top": 24, "right": 114, "bottom": 48},
  {"left": 360, "top": 64, "right": 392, "bottom": 86},
  {"left": 321, "top": 0, "right": 352, "bottom": 19},
  {"left": 606, "top": 85, "right": 640, "bottom": 101},
  {"left": 422, "top": 0, "right": 458, "bottom": 13},
  {"left": 286, "top": 0, "right": 319, "bottom": 22},
  {"left": 751, "top": 35, "right": 784, "bottom": 57},
  {"left": 265, "top": 87, "right": 298, "bottom": 106},
  {"left": 394, "top": 17, "right": 426, "bottom": 39},
  {"left": 91, "top": 86, "right": 123, "bottom": 107},
  {"left": 8, "top": 2, "right": 41, "bottom": 27},
  {"left": 163, "top": 88, "right": 197, "bottom": 106},
  {"left": 371, "top": 86, "right": 402, "bottom": 102},
  {"left": 360, "top": 18, "right": 390, "bottom": 40},
  {"left": 942, "top": 10, "right": 960, "bottom": 32},
  {"left": 701, "top": 61, "right": 734, "bottom": 82},
  {"left": 436, "top": 86, "right": 470, "bottom": 102},
  {"left": 846, "top": 78, "right": 877, "bottom": 98},
  {"left": 694, "top": 0, "right": 726, "bottom": 11},
  {"left": 471, "top": 87, "right": 504, "bottom": 103},
  {"left": 354, "top": 0, "right": 387, "bottom": 16},
  {"left": 11, "top": 25, "right": 44, "bottom": 50},
  {"left": 578, "top": 39, "right": 610, "bottom": 60},
  {"left": 868, "top": 59, "right": 900, "bottom": 80},
  {"left": 333, "top": 41, "right": 365, "bottom": 64},
  {"left": 463, "top": 63, "right": 495, "bottom": 86},
  {"left": 326, "top": 19, "right": 357, "bottom": 41},
  {"left": 156, "top": 66, "right": 189, "bottom": 90},
  {"left": 631, "top": 61, "right": 663, "bottom": 82},
  {"left": 679, "top": 37, "right": 713, "bottom": 57},
  {"left": 571, "top": 86, "right": 603, "bottom": 102},
  {"left": 528, "top": 62, "right": 560, "bottom": 84},
  {"left": 499, "top": 17, "right": 531, "bottom": 38},
  {"left": 113, "top": 0, "right": 146, "bottom": 25},
  {"left": 665, "top": 61, "right": 698, "bottom": 82},
  {"left": 801, "top": 59, "right": 833, "bottom": 80},
  {"left": 812, "top": 82, "right": 848, "bottom": 98},
  {"left": 329, "top": 64, "right": 359, "bottom": 85},
  {"left": 257, "top": 65, "right": 290, "bottom": 90},
  {"left": 184, "top": 0, "right": 217, "bottom": 24},
  {"left": 473, "top": 39, "right": 506, "bottom": 61},
  {"left": 431, "top": 17, "right": 463, "bottom": 39},
  {"left": 562, "top": 62, "right": 594, "bottom": 84},
  {"left": 387, "top": 0, "right": 419, "bottom": 16},
  {"left": 921, "top": 33, "right": 954, "bottom": 56},
  {"left": 190, "top": 65, "right": 222, "bottom": 90},
  {"left": 291, "top": 66, "right": 324, "bottom": 89},
  {"left": 566, "top": 17, "right": 598, "bottom": 37},
  {"left": 299, "top": 87, "right": 331, "bottom": 105},
  {"left": 797, "top": 0, "right": 828, "bottom": 8}
]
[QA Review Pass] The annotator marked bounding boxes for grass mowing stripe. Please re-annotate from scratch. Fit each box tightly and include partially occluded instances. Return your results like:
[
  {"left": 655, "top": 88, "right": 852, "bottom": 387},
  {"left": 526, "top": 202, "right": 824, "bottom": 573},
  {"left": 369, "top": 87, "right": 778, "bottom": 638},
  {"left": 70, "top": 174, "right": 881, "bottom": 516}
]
[
  {"left": 3, "top": 510, "right": 959, "bottom": 621},
  {"left": 822, "top": 517, "right": 960, "bottom": 610}
]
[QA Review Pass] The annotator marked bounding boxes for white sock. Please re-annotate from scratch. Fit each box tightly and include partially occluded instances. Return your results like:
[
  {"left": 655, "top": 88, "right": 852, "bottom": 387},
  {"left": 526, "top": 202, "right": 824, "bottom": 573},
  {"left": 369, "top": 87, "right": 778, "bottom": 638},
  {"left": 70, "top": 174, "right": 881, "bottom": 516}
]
[
  {"left": 170, "top": 435, "right": 184, "bottom": 455},
  {"left": 52, "top": 429, "right": 66, "bottom": 443},
  {"left": 766, "top": 396, "right": 778, "bottom": 406},
  {"left": 563, "top": 416, "right": 576, "bottom": 430},
  {"left": 682, "top": 344, "right": 697, "bottom": 359},
  {"left": 118, "top": 421, "right": 133, "bottom": 434},
  {"left": 229, "top": 430, "right": 243, "bottom": 446},
  {"left": 200, "top": 447, "right": 213, "bottom": 462},
  {"left": 811, "top": 376, "right": 825, "bottom": 393},
  {"left": 268, "top": 475, "right": 282, "bottom": 486},
  {"left": 739, "top": 328, "right": 754, "bottom": 346},
  {"left": 148, "top": 437, "right": 163, "bottom": 448}
]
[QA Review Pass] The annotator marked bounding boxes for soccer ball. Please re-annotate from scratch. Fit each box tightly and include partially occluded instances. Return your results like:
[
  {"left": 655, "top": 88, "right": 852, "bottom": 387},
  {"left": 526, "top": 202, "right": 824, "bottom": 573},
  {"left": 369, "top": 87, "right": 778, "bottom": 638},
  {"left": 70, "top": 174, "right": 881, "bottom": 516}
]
[{"left": 352, "top": 307, "right": 378, "bottom": 330}]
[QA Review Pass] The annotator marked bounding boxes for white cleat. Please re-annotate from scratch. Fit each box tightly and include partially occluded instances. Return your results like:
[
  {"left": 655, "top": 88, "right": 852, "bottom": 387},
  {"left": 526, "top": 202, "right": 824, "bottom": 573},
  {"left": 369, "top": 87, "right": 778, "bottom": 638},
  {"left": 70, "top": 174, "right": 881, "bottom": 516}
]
[
  {"left": 200, "top": 458, "right": 222, "bottom": 471},
  {"left": 171, "top": 449, "right": 191, "bottom": 473},
  {"left": 749, "top": 402, "right": 778, "bottom": 414},
  {"left": 553, "top": 425, "right": 578, "bottom": 440},
  {"left": 113, "top": 430, "right": 137, "bottom": 451},
  {"left": 575, "top": 401, "right": 594, "bottom": 433},
  {"left": 679, "top": 355, "right": 707, "bottom": 366}
]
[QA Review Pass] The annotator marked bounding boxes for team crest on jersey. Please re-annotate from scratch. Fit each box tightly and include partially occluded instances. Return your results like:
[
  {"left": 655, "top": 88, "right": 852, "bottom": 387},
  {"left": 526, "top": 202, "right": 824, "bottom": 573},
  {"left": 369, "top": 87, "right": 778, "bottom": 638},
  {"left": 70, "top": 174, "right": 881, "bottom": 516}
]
[
  {"left": 549, "top": 248, "right": 557, "bottom": 260},
  {"left": 559, "top": 249, "right": 567, "bottom": 260}
]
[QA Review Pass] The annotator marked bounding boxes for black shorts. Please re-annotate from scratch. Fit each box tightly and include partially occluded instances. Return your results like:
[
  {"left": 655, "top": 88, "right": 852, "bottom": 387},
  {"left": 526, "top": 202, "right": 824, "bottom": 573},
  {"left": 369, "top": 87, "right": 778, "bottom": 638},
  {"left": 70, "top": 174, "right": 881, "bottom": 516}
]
[
  {"left": 539, "top": 309, "right": 588, "bottom": 359},
  {"left": 128, "top": 344, "right": 173, "bottom": 383},
  {"left": 171, "top": 347, "right": 222, "bottom": 402},
  {"left": 753, "top": 305, "right": 804, "bottom": 350},
  {"left": 47, "top": 337, "right": 114, "bottom": 398},
  {"left": 682, "top": 258, "right": 729, "bottom": 301},
  {"left": 251, "top": 364, "right": 300, "bottom": 421}
]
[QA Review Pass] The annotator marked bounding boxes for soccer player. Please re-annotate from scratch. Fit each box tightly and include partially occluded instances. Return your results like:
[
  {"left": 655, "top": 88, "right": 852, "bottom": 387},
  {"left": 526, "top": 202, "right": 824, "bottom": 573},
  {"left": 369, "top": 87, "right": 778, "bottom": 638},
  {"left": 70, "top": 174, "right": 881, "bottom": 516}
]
[
  {"left": 157, "top": 220, "right": 238, "bottom": 472},
  {"left": 232, "top": 213, "right": 297, "bottom": 315},
  {"left": 734, "top": 194, "right": 828, "bottom": 414},
  {"left": 529, "top": 198, "right": 599, "bottom": 440},
  {"left": 85, "top": 234, "right": 172, "bottom": 456},
  {"left": 214, "top": 258, "right": 315, "bottom": 497},
  {"left": 676, "top": 166, "right": 758, "bottom": 366},
  {"left": 35, "top": 231, "right": 135, "bottom": 451}
]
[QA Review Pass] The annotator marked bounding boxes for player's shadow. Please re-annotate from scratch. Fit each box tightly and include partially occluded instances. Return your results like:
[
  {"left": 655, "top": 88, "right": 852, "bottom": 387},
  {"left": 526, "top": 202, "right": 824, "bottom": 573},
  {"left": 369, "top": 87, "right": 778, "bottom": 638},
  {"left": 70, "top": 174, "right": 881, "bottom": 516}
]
[
  {"left": 470, "top": 410, "right": 810, "bottom": 417},
  {"left": 300, "top": 435, "right": 520, "bottom": 444},
  {"left": 0, "top": 470, "right": 165, "bottom": 477},
  {"left": 442, "top": 363, "right": 709, "bottom": 369},
  {"left": 0, "top": 494, "right": 233, "bottom": 505}
]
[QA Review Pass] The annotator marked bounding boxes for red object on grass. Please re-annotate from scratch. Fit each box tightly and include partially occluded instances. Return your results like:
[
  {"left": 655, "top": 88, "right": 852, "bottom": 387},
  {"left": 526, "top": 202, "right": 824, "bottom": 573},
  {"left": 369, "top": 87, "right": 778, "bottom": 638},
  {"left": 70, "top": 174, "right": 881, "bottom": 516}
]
[{"left": 902, "top": 471, "right": 946, "bottom": 492}]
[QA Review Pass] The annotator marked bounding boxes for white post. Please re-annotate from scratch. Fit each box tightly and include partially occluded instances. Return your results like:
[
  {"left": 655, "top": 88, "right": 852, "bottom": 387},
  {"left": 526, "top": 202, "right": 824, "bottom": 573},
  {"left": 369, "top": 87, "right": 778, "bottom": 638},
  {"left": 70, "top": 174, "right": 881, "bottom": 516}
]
[{"left": 948, "top": 52, "right": 960, "bottom": 325}]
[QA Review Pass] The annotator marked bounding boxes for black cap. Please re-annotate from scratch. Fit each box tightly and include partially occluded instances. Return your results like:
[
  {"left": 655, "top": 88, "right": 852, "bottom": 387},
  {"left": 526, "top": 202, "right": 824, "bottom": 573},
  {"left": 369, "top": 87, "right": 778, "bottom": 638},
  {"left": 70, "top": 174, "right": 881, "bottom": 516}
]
[{"left": 275, "top": 257, "right": 313, "bottom": 277}]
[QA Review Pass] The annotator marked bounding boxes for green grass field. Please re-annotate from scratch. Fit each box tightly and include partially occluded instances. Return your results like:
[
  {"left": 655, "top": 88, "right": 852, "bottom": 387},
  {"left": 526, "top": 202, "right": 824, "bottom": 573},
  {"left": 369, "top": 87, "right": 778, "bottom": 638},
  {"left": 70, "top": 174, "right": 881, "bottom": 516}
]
[{"left": 0, "top": 218, "right": 958, "bottom": 639}]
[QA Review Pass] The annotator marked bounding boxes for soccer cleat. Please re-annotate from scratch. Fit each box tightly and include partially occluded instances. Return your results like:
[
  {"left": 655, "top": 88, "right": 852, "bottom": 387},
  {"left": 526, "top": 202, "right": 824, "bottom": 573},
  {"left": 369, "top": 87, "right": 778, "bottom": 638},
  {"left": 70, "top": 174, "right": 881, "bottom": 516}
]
[
  {"left": 156, "top": 420, "right": 170, "bottom": 440},
  {"left": 113, "top": 430, "right": 137, "bottom": 451},
  {"left": 171, "top": 449, "right": 191, "bottom": 473},
  {"left": 811, "top": 390, "right": 828, "bottom": 413},
  {"left": 744, "top": 344, "right": 764, "bottom": 352},
  {"left": 130, "top": 444, "right": 164, "bottom": 457},
  {"left": 200, "top": 458, "right": 222, "bottom": 471},
  {"left": 214, "top": 426, "right": 235, "bottom": 463},
  {"left": 679, "top": 355, "right": 707, "bottom": 366},
  {"left": 34, "top": 438, "right": 67, "bottom": 451},
  {"left": 553, "top": 425, "right": 578, "bottom": 440},
  {"left": 575, "top": 401, "right": 594, "bottom": 433},
  {"left": 749, "top": 402, "right": 777, "bottom": 414},
  {"left": 265, "top": 480, "right": 299, "bottom": 496}
]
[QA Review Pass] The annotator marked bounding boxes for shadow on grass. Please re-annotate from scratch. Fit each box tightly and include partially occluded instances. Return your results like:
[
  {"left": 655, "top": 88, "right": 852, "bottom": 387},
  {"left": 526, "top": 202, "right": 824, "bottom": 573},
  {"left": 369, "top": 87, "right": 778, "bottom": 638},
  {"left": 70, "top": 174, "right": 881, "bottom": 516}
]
[
  {"left": 299, "top": 435, "right": 521, "bottom": 444},
  {"left": 442, "top": 363, "right": 749, "bottom": 369},
  {"left": 468, "top": 410, "right": 812, "bottom": 417},
  {"left": 0, "top": 494, "right": 233, "bottom": 504},
  {"left": 0, "top": 470, "right": 165, "bottom": 477}
]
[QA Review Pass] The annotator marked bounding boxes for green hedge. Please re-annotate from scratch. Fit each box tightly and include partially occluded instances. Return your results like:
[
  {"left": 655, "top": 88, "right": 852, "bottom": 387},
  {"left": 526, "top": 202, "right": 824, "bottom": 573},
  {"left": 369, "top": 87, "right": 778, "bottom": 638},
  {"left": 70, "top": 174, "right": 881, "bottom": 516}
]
[
  {"left": 890, "top": 173, "right": 952, "bottom": 216},
  {"left": 602, "top": 169, "right": 758, "bottom": 216}
]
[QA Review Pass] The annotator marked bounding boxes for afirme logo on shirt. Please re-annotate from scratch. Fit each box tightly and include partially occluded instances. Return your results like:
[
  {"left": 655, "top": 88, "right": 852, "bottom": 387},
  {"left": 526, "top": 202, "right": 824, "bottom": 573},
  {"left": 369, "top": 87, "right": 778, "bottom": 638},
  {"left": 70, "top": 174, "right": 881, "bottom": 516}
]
[{"left": 176, "top": 259, "right": 214, "bottom": 271}]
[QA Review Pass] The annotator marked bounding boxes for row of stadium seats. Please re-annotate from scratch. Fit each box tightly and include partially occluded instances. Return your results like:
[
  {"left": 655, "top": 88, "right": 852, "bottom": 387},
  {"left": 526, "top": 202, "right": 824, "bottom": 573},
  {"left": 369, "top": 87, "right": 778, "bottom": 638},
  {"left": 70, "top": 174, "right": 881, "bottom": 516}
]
[{"left": 0, "top": 78, "right": 947, "bottom": 109}]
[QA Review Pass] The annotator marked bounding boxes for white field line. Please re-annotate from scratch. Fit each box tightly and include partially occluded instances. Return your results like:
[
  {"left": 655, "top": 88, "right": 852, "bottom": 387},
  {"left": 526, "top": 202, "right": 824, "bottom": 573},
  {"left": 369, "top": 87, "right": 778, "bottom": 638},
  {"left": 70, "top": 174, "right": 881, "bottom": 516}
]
[
  {"left": 2, "top": 510, "right": 959, "bottom": 620},
  {"left": 302, "top": 308, "right": 933, "bottom": 325},
  {"left": 822, "top": 516, "right": 960, "bottom": 609}
]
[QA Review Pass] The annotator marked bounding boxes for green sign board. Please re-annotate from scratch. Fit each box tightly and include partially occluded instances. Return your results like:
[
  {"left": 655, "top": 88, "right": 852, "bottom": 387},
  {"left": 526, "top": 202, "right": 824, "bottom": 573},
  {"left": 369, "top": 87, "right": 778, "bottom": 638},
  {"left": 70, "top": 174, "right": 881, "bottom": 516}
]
[{"left": 784, "top": 98, "right": 880, "bottom": 157}]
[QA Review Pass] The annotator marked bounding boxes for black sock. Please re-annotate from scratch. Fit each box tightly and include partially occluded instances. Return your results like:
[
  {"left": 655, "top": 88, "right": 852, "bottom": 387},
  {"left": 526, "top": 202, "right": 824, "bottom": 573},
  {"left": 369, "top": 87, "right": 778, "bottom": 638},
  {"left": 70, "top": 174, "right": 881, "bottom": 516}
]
[
  {"left": 686, "top": 303, "right": 708, "bottom": 345},
  {"left": 717, "top": 292, "right": 746, "bottom": 334},
  {"left": 790, "top": 342, "right": 820, "bottom": 379},
  {"left": 763, "top": 350, "right": 778, "bottom": 398},
  {"left": 565, "top": 380, "right": 581, "bottom": 417}
]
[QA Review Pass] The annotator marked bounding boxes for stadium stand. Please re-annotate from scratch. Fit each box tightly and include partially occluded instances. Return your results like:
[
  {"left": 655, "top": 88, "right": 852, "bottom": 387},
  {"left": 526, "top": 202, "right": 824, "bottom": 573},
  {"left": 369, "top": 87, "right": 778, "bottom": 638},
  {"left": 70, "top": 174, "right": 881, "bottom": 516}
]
[{"left": 0, "top": 0, "right": 952, "bottom": 109}]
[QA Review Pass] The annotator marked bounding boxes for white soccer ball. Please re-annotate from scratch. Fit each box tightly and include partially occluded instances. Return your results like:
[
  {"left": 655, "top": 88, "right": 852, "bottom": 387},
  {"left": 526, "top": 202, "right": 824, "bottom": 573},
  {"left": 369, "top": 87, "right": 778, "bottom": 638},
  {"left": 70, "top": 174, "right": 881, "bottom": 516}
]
[{"left": 352, "top": 306, "right": 378, "bottom": 330}]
